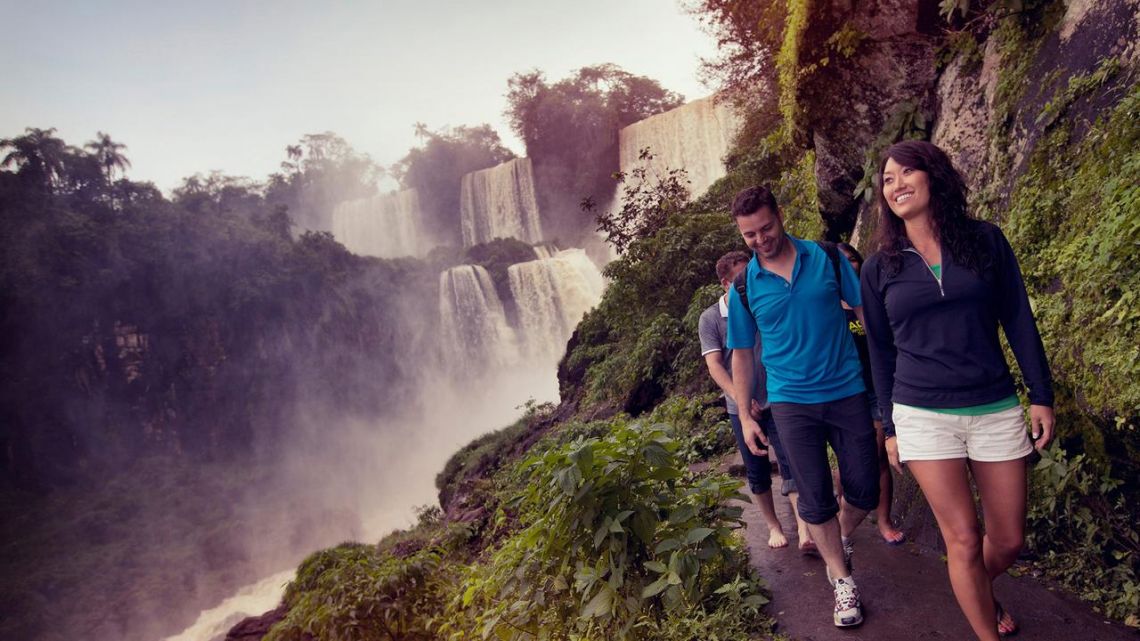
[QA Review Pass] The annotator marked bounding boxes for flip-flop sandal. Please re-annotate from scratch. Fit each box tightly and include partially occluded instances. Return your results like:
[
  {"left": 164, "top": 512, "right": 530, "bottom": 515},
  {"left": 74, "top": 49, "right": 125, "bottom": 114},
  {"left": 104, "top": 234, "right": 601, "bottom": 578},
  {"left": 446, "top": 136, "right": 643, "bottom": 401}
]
[
  {"left": 996, "top": 601, "right": 1019, "bottom": 637},
  {"left": 880, "top": 530, "right": 907, "bottom": 546},
  {"left": 799, "top": 540, "right": 820, "bottom": 556}
]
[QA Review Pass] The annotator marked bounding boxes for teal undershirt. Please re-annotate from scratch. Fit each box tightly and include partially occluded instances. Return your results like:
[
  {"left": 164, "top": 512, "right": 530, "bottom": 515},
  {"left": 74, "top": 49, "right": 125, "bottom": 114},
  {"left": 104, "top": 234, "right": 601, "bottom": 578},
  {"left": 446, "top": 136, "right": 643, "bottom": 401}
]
[
  {"left": 915, "top": 264, "right": 1021, "bottom": 416},
  {"left": 918, "top": 395, "right": 1020, "bottom": 415}
]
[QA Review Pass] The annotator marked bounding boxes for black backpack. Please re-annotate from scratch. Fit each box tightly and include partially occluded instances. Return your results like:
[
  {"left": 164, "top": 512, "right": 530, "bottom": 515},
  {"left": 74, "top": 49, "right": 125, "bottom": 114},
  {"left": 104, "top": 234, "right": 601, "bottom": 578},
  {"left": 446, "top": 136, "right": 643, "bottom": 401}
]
[{"left": 732, "top": 240, "right": 845, "bottom": 323}]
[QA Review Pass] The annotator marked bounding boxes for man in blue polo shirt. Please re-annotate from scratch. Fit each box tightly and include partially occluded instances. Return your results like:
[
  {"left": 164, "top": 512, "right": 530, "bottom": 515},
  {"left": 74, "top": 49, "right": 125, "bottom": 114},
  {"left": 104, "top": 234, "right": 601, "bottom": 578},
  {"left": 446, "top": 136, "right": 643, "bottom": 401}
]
[{"left": 726, "top": 186, "right": 879, "bottom": 628}]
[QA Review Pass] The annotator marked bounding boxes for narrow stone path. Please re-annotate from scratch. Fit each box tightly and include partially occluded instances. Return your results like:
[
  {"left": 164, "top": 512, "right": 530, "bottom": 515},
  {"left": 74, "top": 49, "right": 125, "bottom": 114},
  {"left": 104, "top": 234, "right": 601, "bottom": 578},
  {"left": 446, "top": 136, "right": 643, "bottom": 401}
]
[{"left": 731, "top": 463, "right": 1138, "bottom": 640}]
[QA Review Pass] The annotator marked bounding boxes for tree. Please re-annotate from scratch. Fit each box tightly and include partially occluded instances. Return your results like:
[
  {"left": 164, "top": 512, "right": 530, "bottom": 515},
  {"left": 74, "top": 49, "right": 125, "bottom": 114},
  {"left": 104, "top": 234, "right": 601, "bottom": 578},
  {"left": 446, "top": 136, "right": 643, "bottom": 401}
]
[
  {"left": 588, "top": 148, "right": 691, "bottom": 255},
  {"left": 391, "top": 124, "right": 515, "bottom": 246},
  {"left": 0, "top": 127, "right": 68, "bottom": 191},
  {"left": 684, "top": 0, "right": 785, "bottom": 99},
  {"left": 264, "top": 132, "right": 383, "bottom": 233},
  {"left": 503, "top": 65, "right": 684, "bottom": 242},
  {"left": 84, "top": 131, "right": 131, "bottom": 184}
]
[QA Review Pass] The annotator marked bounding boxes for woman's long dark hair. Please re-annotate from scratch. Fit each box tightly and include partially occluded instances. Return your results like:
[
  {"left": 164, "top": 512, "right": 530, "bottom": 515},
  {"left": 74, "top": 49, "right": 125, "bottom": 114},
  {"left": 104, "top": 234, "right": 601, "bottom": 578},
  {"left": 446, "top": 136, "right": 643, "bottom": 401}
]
[{"left": 873, "top": 140, "right": 990, "bottom": 278}]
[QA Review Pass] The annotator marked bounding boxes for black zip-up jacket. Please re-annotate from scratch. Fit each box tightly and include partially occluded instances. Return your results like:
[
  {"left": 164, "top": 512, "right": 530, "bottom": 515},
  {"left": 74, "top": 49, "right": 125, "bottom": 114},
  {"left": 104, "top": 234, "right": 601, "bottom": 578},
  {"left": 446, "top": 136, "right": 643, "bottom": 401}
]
[{"left": 860, "top": 221, "right": 1053, "bottom": 436}]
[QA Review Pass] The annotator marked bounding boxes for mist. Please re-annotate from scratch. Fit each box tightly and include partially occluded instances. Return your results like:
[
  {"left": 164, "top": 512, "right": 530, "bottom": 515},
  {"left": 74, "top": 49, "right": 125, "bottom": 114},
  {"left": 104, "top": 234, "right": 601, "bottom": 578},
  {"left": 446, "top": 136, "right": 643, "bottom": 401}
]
[{"left": 161, "top": 362, "right": 561, "bottom": 641}]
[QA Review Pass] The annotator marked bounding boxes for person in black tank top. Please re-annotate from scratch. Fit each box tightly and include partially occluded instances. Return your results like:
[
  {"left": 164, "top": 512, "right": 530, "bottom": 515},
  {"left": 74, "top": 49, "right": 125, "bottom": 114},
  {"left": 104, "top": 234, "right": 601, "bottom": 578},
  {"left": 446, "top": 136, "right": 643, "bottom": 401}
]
[{"left": 838, "top": 242, "right": 905, "bottom": 546}]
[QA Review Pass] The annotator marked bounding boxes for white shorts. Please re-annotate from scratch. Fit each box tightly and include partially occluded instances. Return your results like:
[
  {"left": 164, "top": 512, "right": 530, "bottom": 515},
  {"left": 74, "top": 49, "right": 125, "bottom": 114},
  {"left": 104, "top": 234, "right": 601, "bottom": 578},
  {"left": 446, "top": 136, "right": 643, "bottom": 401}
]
[{"left": 893, "top": 403, "right": 1033, "bottom": 463}]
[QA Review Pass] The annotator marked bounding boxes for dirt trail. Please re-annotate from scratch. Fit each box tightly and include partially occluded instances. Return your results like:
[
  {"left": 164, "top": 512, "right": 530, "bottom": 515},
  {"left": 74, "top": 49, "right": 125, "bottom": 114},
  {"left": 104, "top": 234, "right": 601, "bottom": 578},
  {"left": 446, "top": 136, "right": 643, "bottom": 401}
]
[{"left": 732, "top": 466, "right": 1138, "bottom": 640}]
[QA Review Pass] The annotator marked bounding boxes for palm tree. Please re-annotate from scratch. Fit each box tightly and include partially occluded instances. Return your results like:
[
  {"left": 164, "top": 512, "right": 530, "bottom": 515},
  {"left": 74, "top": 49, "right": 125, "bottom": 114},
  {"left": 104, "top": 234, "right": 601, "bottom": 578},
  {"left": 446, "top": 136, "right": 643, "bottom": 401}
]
[
  {"left": 84, "top": 131, "right": 131, "bottom": 183},
  {"left": 0, "top": 127, "right": 68, "bottom": 190}
]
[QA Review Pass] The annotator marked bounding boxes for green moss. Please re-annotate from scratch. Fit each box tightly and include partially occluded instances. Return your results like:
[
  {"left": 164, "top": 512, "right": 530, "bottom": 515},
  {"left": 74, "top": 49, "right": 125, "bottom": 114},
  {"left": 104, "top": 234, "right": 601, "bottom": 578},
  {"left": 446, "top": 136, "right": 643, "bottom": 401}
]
[
  {"left": 825, "top": 23, "right": 867, "bottom": 59},
  {"left": 1036, "top": 57, "right": 1122, "bottom": 128},
  {"left": 936, "top": 29, "right": 983, "bottom": 73},
  {"left": 782, "top": 150, "right": 824, "bottom": 239},
  {"left": 1006, "top": 84, "right": 1140, "bottom": 425},
  {"left": 776, "top": 0, "right": 812, "bottom": 135},
  {"left": 1005, "top": 82, "right": 1140, "bottom": 622}
]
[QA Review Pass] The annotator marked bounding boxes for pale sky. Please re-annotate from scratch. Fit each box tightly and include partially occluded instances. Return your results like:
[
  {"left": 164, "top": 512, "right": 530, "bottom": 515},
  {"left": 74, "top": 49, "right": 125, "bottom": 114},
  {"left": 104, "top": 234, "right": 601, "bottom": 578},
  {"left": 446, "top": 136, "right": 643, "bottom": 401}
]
[{"left": 0, "top": 0, "right": 719, "bottom": 192}]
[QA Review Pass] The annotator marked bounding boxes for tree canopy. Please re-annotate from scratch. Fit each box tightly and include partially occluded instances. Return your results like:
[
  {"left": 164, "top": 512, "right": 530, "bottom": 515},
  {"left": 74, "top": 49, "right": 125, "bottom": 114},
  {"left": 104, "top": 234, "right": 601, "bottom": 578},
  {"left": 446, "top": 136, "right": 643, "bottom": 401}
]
[
  {"left": 503, "top": 64, "right": 684, "bottom": 241},
  {"left": 391, "top": 123, "right": 515, "bottom": 247},
  {"left": 264, "top": 131, "right": 383, "bottom": 232}
]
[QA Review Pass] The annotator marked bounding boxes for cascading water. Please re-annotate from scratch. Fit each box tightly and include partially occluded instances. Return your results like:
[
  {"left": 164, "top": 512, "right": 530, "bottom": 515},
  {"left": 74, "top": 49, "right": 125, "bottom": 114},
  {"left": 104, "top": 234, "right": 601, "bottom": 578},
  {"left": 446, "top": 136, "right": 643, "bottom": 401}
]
[
  {"left": 618, "top": 95, "right": 741, "bottom": 199},
  {"left": 332, "top": 189, "right": 427, "bottom": 258},
  {"left": 163, "top": 569, "right": 294, "bottom": 641},
  {"left": 459, "top": 157, "right": 544, "bottom": 246},
  {"left": 439, "top": 264, "right": 519, "bottom": 369},
  {"left": 508, "top": 249, "right": 605, "bottom": 361},
  {"left": 532, "top": 243, "right": 557, "bottom": 260},
  {"left": 170, "top": 235, "right": 607, "bottom": 641}
]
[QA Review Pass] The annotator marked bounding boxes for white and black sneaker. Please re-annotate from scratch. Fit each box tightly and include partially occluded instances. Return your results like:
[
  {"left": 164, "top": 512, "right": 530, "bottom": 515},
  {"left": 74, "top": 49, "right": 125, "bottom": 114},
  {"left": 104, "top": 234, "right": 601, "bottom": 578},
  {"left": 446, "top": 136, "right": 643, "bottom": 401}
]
[
  {"left": 832, "top": 575, "right": 864, "bottom": 627},
  {"left": 841, "top": 535, "right": 854, "bottom": 570}
]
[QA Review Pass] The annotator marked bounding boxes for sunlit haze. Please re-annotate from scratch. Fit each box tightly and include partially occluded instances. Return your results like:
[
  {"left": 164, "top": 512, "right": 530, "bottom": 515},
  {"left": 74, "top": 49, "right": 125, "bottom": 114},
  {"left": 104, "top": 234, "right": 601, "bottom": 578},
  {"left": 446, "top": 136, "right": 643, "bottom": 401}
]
[{"left": 0, "top": 0, "right": 718, "bottom": 192}]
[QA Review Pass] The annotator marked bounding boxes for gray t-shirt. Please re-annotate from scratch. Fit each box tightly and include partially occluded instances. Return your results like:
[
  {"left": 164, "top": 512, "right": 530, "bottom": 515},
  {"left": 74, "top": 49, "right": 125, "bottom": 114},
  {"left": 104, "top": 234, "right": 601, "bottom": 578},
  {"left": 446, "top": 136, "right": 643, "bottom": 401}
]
[{"left": 698, "top": 296, "right": 766, "bottom": 415}]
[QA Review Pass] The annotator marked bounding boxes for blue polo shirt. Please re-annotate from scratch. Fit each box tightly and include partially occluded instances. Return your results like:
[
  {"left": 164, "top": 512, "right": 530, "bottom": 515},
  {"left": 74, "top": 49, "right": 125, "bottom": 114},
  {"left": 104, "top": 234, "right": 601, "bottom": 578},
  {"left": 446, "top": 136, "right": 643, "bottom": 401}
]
[{"left": 726, "top": 235, "right": 865, "bottom": 404}]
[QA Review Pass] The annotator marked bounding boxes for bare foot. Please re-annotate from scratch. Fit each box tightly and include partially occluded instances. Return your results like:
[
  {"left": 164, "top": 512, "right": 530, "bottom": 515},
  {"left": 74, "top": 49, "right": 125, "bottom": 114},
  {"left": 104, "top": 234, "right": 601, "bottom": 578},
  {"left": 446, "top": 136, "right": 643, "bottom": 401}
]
[
  {"left": 768, "top": 529, "right": 789, "bottom": 548},
  {"left": 879, "top": 523, "right": 906, "bottom": 545},
  {"left": 798, "top": 539, "right": 819, "bottom": 556}
]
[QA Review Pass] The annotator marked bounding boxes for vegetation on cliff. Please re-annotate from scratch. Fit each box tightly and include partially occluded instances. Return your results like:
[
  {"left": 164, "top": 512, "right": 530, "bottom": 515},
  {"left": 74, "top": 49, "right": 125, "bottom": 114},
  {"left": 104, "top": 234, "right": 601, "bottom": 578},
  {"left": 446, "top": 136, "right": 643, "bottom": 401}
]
[
  {"left": 267, "top": 405, "right": 763, "bottom": 641},
  {"left": 0, "top": 127, "right": 560, "bottom": 640}
]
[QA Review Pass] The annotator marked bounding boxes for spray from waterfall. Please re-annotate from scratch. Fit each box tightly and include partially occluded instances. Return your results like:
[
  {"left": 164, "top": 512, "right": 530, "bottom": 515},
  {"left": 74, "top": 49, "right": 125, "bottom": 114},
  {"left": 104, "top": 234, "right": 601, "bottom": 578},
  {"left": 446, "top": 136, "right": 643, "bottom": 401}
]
[{"left": 332, "top": 189, "right": 427, "bottom": 258}]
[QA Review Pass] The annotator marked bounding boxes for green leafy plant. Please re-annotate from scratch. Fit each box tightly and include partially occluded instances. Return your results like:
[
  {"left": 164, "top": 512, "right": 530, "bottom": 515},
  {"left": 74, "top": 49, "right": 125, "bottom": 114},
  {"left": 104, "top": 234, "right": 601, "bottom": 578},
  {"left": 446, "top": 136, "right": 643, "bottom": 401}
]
[
  {"left": 647, "top": 394, "right": 736, "bottom": 464},
  {"left": 589, "top": 148, "right": 692, "bottom": 255},
  {"left": 448, "top": 420, "right": 767, "bottom": 640},
  {"left": 267, "top": 544, "right": 453, "bottom": 641},
  {"left": 852, "top": 101, "right": 930, "bottom": 203},
  {"left": 1027, "top": 446, "right": 1139, "bottom": 620}
]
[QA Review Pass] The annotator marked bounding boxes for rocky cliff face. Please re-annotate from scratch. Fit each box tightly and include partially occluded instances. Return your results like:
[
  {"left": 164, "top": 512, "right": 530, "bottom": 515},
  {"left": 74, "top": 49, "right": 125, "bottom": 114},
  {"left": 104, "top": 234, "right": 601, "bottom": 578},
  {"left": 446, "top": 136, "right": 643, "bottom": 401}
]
[
  {"left": 792, "top": 0, "right": 943, "bottom": 237},
  {"left": 807, "top": 0, "right": 1139, "bottom": 248}
]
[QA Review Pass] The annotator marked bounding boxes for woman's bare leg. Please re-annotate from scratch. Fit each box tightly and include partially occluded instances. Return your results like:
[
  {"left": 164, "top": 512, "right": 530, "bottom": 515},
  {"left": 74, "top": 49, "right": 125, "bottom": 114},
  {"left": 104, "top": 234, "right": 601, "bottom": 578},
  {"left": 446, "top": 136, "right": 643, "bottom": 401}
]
[
  {"left": 971, "top": 458, "right": 1027, "bottom": 634},
  {"left": 908, "top": 459, "right": 1001, "bottom": 641}
]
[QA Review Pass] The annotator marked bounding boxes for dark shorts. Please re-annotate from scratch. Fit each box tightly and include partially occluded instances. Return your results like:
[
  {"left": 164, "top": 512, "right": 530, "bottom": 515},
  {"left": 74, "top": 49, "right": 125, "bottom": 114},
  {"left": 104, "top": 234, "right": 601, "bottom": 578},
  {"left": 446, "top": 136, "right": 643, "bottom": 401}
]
[
  {"left": 729, "top": 411, "right": 773, "bottom": 494},
  {"left": 770, "top": 392, "right": 880, "bottom": 524},
  {"left": 729, "top": 408, "right": 797, "bottom": 495}
]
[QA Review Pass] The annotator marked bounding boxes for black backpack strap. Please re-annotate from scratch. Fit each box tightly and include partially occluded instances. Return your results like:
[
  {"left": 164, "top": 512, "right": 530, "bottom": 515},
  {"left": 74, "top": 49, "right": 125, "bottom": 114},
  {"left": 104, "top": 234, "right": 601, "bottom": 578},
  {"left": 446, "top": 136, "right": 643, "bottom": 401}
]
[
  {"left": 732, "top": 264, "right": 751, "bottom": 321},
  {"left": 815, "top": 240, "right": 844, "bottom": 303}
]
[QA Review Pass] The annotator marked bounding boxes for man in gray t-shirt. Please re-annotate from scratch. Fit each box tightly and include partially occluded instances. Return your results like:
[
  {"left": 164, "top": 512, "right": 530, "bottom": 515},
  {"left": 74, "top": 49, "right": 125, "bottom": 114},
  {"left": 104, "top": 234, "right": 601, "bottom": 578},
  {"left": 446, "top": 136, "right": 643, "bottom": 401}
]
[{"left": 699, "top": 251, "right": 814, "bottom": 551}]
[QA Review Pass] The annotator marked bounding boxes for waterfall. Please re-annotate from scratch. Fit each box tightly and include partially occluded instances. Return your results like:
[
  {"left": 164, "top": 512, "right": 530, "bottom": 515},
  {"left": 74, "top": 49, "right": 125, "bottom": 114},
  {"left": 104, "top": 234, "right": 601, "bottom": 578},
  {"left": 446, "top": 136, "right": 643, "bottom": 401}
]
[
  {"left": 508, "top": 249, "right": 605, "bottom": 361},
  {"left": 618, "top": 95, "right": 742, "bottom": 199},
  {"left": 459, "top": 158, "right": 544, "bottom": 246},
  {"left": 170, "top": 253, "right": 607, "bottom": 641},
  {"left": 332, "top": 189, "right": 426, "bottom": 258},
  {"left": 532, "top": 243, "right": 557, "bottom": 260},
  {"left": 439, "top": 265, "right": 518, "bottom": 369},
  {"left": 163, "top": 569, "right": 294, "bottom": 641}
]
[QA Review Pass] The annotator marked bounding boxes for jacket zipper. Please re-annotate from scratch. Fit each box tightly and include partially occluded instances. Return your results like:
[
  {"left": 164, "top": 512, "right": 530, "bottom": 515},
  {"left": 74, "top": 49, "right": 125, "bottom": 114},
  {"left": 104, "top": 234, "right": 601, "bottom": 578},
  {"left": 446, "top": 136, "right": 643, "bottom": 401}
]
[{"left": 904, "top": 248, "right": 944, "bottom": 297}]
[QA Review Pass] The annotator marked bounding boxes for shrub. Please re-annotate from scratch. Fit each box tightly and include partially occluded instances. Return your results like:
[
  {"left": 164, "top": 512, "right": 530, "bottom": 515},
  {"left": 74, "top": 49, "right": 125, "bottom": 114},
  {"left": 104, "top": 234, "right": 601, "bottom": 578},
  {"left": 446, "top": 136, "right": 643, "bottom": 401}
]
[{"left": 446, "top": 419, "right": 769, "bottom": 640}]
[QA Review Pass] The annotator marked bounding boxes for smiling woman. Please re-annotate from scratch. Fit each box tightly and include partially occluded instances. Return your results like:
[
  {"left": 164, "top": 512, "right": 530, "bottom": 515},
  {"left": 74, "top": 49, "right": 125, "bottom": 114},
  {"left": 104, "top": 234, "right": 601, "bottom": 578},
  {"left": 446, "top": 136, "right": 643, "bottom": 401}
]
[{"left": 861, "top": 140, "right": 1055, "bottom": 641}]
